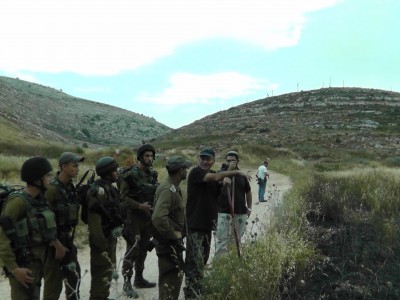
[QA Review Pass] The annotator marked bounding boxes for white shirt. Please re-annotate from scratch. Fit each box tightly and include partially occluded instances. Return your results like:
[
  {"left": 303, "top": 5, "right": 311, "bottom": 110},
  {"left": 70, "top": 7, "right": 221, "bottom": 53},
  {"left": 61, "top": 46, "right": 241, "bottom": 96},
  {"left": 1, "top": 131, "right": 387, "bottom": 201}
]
[{"left": 257, "top": 165, "right": 268, "bottom": 179}]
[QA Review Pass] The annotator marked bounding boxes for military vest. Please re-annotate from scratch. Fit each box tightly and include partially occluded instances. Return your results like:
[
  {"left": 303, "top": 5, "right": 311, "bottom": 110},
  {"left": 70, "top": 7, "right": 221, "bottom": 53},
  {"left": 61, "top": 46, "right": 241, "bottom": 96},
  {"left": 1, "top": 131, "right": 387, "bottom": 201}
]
[
  {"left": 121, "top": 166, "right": 158, "bottom": 205},
  {"left": 4, "top": 191, "right": 57, "bottom": 250},
  {"left": 49, "top": 178, "right": 80, "bottom": 232},
  {"left": 89, "top": 180, "right": 124, "bottom": 236}
]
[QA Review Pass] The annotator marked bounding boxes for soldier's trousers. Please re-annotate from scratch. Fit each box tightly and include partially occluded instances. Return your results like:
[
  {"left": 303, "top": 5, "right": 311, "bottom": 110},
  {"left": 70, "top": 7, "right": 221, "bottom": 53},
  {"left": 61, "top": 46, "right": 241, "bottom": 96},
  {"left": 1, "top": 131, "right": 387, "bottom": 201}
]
[
  {"left": 122, "top": 215, "right": 152, "bottom": 278},
  {"left": 184, "top": 229, "right": 211, "bottom": 299},
  {"left": 89, "top": 241, "right": 117, "bottom": 300},
  {"left": 156, "top": 244, "right": 184, "bottom": 300},
  {"left": 9, "top": 258, "right": 42, "bottom": 300},
  {"left": 44, "top": 242, "right": 81, "bottom": 300},
  {"left": 8, "top": 246, "right": 56, "bottom": 300}
]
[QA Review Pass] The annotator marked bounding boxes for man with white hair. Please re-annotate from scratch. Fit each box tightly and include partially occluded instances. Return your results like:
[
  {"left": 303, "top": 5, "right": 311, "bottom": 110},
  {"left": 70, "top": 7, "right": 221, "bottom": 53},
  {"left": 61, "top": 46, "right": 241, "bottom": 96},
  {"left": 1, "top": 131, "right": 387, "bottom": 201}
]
[{"left": 256, "top": 160, "right": 269, "bottom": 203}]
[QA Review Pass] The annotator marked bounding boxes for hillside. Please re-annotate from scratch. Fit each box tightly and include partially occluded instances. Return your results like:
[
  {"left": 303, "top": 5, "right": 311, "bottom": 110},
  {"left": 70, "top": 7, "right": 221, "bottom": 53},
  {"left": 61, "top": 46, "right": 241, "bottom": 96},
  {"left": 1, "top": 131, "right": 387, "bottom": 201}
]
[
  {"left": 158, "top": 87, "right": 400, "bottom": 162},
  {"left": 0, "top": 76, "right": 171, "bottom": 148},
  {"left": 2, "top": 78, "right": 399, "bottom": 163}
]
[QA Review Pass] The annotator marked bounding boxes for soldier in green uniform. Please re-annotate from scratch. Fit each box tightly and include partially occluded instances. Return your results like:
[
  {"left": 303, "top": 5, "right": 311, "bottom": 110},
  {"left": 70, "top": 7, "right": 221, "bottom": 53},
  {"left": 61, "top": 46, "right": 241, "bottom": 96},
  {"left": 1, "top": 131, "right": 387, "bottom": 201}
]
[
  {"left": 87, "top": 156, "right": 124, "bottom": 300},
  {"left": 152, "top": 156, "right": 192, "bottom": 300},
  {"left": 120, "top": 144, "right": 158, "bottom": 297},
  {"left": 44, "top": 152, "right": 84, "bottom": 300},
  {"left": 0, "top": 157, "right": 68, "bottom": 300}
]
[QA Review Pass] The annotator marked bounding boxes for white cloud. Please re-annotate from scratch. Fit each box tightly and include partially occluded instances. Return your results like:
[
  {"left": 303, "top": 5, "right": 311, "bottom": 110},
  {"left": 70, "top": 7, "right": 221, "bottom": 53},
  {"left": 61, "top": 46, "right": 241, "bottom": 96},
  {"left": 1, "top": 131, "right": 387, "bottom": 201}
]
[
  {"left": 0, "top": 0, "right": 340, "bottom": 75},
  {"left": 137, "top": 72, "right": 277, "bottom": 105}
]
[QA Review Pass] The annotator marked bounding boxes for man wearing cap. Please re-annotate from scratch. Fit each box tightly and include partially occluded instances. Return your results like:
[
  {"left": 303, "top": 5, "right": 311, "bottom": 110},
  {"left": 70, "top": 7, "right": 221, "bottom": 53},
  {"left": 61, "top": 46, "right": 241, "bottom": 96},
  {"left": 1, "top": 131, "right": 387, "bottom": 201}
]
[
  {"left": 152, "top": 156, "right": 192, "bottom": 300},
  {"left": 44, "top": 152, "right": 84, "bottom": 300},
  {"left": 184, "top": 148, "right": 250, "bottom": 299},
  {"left": 215, "top": 150, "right": 252, "bottom": 256}
]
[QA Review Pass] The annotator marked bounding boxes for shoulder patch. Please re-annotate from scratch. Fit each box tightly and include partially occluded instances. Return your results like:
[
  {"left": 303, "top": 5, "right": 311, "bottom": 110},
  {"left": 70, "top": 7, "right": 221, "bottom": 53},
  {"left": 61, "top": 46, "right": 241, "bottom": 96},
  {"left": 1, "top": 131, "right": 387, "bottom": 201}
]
[
  {"left": 170, "top": 185, "right": 177, "bottom": 193},
  {"left": 97, "top": 186, "right": 105, "bottom": 196},
  {"left": 49, "top": 178, "right": 60, "bottom": 186}
]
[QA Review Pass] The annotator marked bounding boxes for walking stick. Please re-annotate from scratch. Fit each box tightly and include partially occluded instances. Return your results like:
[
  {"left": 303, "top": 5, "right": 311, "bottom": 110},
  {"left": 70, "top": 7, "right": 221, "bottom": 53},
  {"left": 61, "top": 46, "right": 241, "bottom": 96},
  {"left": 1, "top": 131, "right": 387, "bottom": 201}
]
[
  {"left": 232, "top": 176, "right": 235, "bottom": 213},
  {"left": 227, "top": 177, "right": 241, "bottom": 258}
]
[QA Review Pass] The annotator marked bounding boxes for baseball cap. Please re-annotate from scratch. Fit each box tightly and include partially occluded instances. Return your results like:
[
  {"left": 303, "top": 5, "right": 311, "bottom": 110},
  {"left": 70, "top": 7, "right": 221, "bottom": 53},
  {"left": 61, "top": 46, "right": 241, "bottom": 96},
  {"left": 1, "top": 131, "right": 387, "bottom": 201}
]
[
  {"left": 199, "top": 148, "right": 215, "bottom": 157},
  {"left": 166, "top": 156, "right": 192, "bottom": 171},
  {"left": 59, "top": 152, "right": 84, "bottom": 165}
]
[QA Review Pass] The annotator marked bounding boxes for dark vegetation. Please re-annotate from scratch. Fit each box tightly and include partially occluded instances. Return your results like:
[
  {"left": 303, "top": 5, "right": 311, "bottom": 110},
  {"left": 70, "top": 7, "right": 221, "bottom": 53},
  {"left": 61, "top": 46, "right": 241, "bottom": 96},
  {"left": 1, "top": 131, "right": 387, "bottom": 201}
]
[{"left": 284, "top": 170, "right": 400, "bottom": 299}]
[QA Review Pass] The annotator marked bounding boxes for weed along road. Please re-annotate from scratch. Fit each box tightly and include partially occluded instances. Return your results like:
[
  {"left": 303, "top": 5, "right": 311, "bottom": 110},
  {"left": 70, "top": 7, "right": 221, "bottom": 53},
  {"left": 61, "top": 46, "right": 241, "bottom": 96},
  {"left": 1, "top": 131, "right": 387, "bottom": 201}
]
[{"left": 0, "top": 168, "right": 291, "bottom": 300}]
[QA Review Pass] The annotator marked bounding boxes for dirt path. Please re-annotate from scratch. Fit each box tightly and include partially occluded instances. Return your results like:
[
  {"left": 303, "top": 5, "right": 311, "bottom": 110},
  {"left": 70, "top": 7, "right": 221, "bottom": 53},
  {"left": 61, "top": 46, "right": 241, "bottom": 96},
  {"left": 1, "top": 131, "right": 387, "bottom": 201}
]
[{"left": 0, "top": 169, "right": 291, "bottom": 299}]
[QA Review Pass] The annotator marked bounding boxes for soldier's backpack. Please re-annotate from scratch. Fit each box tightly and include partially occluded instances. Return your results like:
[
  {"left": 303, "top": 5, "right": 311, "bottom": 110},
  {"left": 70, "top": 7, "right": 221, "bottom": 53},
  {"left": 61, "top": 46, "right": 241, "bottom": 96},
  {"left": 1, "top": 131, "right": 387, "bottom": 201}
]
[
  {"left": 0, "top": 183, "right": 24, "bottom": 213},
  {"left": 116, "top": 166, "right": 133, "bottom": 190},
  {"left": 76, "top": 170, "right": 96, "bottom": 224}
]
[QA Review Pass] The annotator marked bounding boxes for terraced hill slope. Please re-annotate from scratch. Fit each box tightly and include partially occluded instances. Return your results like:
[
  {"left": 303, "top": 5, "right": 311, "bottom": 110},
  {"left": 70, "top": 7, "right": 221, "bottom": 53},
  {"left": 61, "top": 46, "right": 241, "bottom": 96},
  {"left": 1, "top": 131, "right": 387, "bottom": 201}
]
[{"left": 158, "top": 87, "right": 400, "bottom": 161}]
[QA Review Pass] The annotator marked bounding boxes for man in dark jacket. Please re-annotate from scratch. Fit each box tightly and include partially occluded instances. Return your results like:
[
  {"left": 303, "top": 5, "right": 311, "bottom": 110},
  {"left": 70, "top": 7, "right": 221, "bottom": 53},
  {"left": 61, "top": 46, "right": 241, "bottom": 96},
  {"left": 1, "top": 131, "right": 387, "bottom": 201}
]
[{"left": 184, "top": 148, "right": 249, "bottom": 299}]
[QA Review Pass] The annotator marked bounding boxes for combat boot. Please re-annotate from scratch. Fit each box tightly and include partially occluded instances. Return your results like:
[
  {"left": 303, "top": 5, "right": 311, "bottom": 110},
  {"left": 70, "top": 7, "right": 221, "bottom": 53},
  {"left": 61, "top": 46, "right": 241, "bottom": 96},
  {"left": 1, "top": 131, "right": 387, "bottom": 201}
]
[
  {"left": 123, "top": 276, "right": 139, "bottom": 298},
  {"left": 134, "top": 270, "right": 156, "bottom": 288}
]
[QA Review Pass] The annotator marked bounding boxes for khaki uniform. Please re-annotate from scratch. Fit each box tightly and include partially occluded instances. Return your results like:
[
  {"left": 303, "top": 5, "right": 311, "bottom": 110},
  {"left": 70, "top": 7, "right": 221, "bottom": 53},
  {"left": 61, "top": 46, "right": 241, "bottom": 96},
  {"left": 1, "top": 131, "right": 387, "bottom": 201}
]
[
  {"left": 152, "top": 179, "right": 186, "bottom": 300},
  {"left": 119, "top": 166, "right": 158, "bottom": 279},
  {"left": 44, "top": 176, "right": 81, "bottom": 300},
  {"left": 0, "top": 192, "right": 58, "bottom": 300},
  {"left": 87, "top": 179, "right": 123, "bottom": 300}
]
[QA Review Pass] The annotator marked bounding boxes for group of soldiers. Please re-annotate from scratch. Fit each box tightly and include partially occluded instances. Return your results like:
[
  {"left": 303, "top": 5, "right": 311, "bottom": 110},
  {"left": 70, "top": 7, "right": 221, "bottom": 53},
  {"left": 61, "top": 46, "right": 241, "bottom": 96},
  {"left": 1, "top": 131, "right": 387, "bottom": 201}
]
[{"left": 0, "top": 144, "right": 254, "bottom": 300}]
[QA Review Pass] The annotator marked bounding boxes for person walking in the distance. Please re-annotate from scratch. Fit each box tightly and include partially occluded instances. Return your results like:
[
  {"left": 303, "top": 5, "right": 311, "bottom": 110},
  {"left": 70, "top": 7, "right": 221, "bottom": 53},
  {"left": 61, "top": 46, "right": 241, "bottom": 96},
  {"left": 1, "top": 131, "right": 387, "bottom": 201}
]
[
  {"left": 215, "top": 150, "right": 252, "bottom": 256},
  {"left": 256, "top": 160, "right": 269, "bottom": 203},
  {"left": 184, "top": 148, "right": 251, "bottom": 299},
  {"left": 152, "top": 156, "right": 192, "bottom": 300}
]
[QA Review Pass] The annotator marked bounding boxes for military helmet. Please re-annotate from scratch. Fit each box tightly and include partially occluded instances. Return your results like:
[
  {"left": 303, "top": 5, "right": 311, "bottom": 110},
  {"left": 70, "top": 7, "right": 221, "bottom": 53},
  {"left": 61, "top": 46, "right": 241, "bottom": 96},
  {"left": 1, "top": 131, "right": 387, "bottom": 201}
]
[
  {"left": 95, "top": 156, "right": 119, "bottom": 177},
  {"left": 21, "top": 157, "right": 53, "bottom": 183},
  {"left": 226, "top": 150, "right": 239, "bottom": 160},
  {"left": 136, "top": 144, "right": 156, "bottom": 161}
]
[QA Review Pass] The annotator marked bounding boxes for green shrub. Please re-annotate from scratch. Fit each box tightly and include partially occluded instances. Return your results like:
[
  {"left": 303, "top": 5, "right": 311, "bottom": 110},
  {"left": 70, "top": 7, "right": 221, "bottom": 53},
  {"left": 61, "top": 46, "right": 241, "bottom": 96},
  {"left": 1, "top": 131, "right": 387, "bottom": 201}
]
[
  {"left": 75, "top": 146, "right": 85, "bottom": 154},
  {"left": 383, "top": 156, "right": 400, "bottom": 167},
  {"left": 0, "top": 155, "right": 25, "bottom": 182},
  {"left": 82, "top": 128, "right": 91, "bottom": 138},
  {"left": 202, "top": 231, "right": 318, "bottom": 300},
  {"left": 305, "top": 168, "right": 400, "bottom": 222}
]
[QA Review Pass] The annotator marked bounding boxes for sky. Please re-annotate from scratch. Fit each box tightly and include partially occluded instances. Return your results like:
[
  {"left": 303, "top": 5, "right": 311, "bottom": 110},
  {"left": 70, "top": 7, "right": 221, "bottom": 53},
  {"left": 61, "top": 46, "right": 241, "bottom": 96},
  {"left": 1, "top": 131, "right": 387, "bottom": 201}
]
[{"left": 0, "top": 0, "right": 399, "bottom": 129}]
